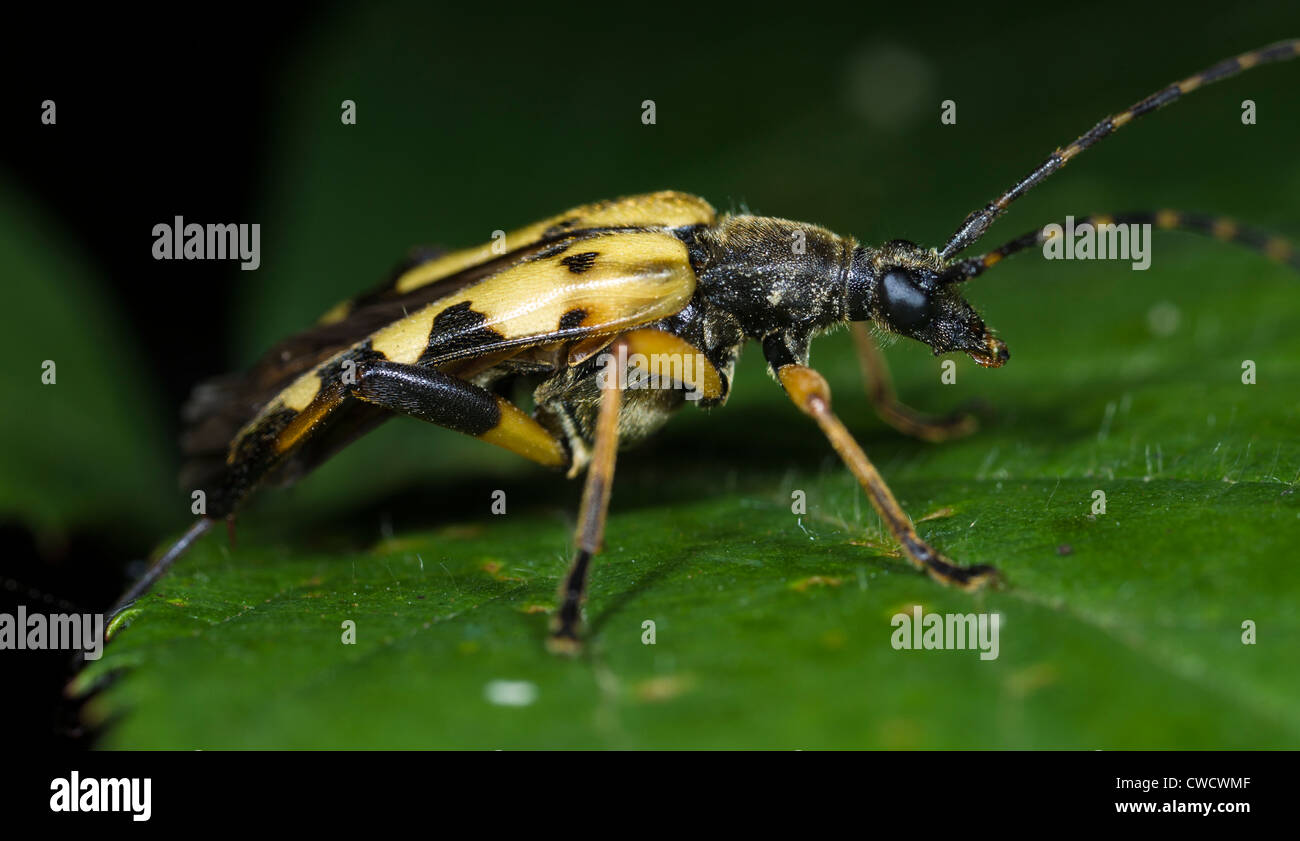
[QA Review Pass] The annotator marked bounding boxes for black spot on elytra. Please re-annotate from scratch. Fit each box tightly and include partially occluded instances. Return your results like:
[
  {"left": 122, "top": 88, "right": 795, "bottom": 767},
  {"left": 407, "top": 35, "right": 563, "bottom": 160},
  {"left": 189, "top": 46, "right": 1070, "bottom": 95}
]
[
  {"left": 542, "top": 218, "right": 582, "bottom": 239},
  {"left": 419, "top": 301, "right": 507, "bottom": 364},
  {"left": 560, "top": 252, "right": 599, "bottom": 274},
  {"left": 558, "top": 308, "right": 587, "bottom": 330},
  {"left": 531, "top": 241, "right": 571, "bottom": 261}
]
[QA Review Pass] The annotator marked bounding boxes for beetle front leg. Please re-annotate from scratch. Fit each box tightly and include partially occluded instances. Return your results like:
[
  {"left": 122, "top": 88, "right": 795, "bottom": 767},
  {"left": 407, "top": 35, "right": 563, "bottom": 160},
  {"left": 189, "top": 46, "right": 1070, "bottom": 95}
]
[
  {"left": 849, "top": 323, "right": 981, "bottom": 443},
  {"left": 765, "top": 340, "right": 998, "bottom": 589}
]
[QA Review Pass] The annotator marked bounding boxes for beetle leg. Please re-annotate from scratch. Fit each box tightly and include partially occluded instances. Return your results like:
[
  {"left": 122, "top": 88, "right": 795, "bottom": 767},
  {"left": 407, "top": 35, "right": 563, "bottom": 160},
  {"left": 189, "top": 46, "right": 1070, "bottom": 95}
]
[
  {"left": 548, "top": 338, "right": 627, "bottom": 654},
  {"left": 116, "top": 364, "right": 571, "bottom": 618},
  {"left": 109, "top": 517, "right": 217, "bottom": 620},
  {"left": 601, "top": 328, "right": 726, "bottom": 402},
  {"left": 767, "top": 350, "right": 998, "bottom": 590},
  {"left": 850, "top": 323, "right": 980, "bottom": 442},
  {"left": 349, "top": 361, "right": 569, "bottom": 469}
]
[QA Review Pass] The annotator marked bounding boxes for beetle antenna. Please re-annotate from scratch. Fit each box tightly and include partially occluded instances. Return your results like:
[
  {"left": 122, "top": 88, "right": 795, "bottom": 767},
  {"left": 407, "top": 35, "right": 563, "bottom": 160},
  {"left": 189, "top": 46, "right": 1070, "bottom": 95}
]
[
  {"left": 940, "top": 39, "right": 1300, "bottom": 260},
  {"left": 939, "top": 210, "right": 1300, "bottom": 284},
  {"left": 109, "top": 517, "right": 215, "bottom": 620}
]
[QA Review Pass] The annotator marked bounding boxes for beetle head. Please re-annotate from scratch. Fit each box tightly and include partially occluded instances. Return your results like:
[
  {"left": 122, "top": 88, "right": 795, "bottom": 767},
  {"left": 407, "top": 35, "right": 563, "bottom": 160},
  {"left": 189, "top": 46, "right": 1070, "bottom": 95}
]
[{"left": 847, "top": 240, "right": 1008, "bottom": 368}]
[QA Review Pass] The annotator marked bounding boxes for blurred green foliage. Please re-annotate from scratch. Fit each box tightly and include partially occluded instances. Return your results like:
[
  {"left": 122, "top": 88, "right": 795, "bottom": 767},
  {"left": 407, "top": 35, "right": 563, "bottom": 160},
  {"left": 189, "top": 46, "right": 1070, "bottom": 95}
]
[{"left": 0, "top": 175, "right": 173, "bottom": 541}]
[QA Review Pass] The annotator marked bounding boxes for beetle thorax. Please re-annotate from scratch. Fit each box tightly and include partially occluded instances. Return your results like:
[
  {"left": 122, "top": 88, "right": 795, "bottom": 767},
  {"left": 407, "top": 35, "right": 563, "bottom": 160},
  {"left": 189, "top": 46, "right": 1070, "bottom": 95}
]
[{"left": 691, "top": 215, "right": 853, "bottom": 337}]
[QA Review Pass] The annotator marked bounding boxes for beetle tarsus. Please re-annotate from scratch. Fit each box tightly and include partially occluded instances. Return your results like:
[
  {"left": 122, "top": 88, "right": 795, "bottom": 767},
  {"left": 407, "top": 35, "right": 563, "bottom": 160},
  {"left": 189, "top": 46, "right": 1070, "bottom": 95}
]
[
  {"left": 546, "top": 624, "right": 584, "bottom": 656},
  {"left": 920, "top": 552, "right": 1002, "bottom": 591}
]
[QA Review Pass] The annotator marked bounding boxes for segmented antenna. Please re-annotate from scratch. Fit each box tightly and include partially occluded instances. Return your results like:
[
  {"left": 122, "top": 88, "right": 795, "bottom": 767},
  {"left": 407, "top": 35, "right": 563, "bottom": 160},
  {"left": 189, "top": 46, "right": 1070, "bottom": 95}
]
[
  {"left": 940, "top": 39, "right": 1300, "bottom": 260},
  {"left": 939, "top": 210, "right": 1300, "bottom": 284}
]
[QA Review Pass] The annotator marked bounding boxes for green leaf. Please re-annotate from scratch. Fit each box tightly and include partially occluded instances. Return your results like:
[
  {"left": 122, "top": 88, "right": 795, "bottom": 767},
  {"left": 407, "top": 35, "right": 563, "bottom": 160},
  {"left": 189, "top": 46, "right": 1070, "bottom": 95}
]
[
  {"left": 81, "top": 249, "right": 1300, "bottom": 746},
  {"left": 78, "top": 3, "right": 1300, "bottom": 747}
]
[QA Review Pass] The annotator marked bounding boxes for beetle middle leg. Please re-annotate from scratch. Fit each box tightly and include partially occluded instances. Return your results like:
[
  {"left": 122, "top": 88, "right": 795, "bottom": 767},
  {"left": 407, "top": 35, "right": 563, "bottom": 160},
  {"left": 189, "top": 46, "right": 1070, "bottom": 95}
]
[
  {"left": 347, "top": 356, "right": 630, "bottom": 651},
  {"left": 765, "top": 341, "right": 998, "bottom": 589},
  {"left": 546, "top": 338, "right": 627, "bottom": 654},
  {"left": 850, "top": 323, "right": 980, "bottom": 443}
]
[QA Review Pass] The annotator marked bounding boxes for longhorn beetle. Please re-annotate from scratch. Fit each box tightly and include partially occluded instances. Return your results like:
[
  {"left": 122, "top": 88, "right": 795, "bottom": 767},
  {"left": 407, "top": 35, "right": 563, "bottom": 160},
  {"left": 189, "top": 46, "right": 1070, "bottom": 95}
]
[{"left": 116, "top": 40, "right": 1300, "bottom": 652}]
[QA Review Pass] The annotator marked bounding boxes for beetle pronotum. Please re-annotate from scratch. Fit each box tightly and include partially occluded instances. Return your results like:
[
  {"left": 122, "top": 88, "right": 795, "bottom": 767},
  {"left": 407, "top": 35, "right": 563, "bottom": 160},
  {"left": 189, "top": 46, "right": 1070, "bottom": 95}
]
[{"left": 116, "top": 40, "right": 1299, "bottom": 652}]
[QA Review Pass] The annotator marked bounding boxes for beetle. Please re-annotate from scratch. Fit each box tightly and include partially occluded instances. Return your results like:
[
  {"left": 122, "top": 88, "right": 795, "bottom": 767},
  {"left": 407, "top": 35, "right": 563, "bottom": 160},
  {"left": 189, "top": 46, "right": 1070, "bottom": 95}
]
[{"left": 115, "top": 40, "right": 1299, "bottom": 652}]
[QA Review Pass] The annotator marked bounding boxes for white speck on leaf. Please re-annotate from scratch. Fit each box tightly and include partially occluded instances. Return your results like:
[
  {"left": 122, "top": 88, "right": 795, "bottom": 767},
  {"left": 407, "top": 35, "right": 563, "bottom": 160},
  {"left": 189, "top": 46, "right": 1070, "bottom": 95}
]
[{"left": 485, "top": 680, "right": 538, "bottom": 707}]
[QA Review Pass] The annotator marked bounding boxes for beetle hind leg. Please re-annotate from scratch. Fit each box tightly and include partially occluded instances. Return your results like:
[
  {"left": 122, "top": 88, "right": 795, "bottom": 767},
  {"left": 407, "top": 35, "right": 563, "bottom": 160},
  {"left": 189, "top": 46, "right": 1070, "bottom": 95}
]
[
  {"left": 109, "top": 517, "right": 217, "bottom": 620},
  {"left": 850, "top": 323, "right": 983, "bottom": 443},
  {"left": 350, "top": 360, "right": 570, "bottom": 469}
]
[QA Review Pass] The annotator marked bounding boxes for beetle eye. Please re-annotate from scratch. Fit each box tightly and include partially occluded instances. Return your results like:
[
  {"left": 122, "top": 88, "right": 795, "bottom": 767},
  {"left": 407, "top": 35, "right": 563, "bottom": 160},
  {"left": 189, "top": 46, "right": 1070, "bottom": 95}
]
[{"left": 881, "top": 268, "right": 932, "bottom": 330}]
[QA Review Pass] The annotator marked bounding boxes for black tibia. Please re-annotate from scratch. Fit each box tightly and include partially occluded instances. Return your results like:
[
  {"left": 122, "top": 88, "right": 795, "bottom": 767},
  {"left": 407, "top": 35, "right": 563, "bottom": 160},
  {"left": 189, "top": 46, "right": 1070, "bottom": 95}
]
[
  {"left": 850, "top": 323, "right": 979, "bottom": 442},
  {"left": 762, "top": 336, "right": 998, "bottom": 590},
  {"left": 351, "top": 360, "right": 501, "bottom": 435},
  {"left": 552, "top": 550, "right": 593, "bottom": 649},
  {"left": 549, "top": 340, "right": 625, "bottom": 653}
]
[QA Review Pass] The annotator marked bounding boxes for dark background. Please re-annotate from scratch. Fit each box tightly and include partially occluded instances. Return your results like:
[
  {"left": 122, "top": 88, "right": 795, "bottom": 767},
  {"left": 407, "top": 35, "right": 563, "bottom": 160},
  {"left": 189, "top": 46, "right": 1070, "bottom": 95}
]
[
  {"left": 2, "top": 5, "right": 315, "bottom": 745},
  {"left": 3, "top": 1, "right": 1297, "bottom": 748}
]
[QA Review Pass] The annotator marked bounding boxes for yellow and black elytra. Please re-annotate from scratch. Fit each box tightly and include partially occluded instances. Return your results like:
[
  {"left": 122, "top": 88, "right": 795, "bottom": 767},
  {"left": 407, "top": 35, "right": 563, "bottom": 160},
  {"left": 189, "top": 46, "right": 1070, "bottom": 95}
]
[{"left": 118, "top": 40, "right": 1300, "bottom": 651}]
